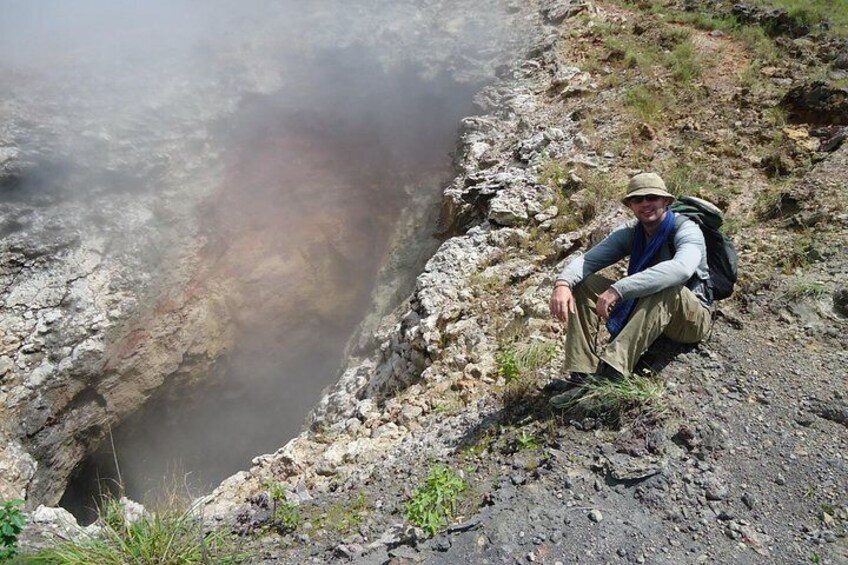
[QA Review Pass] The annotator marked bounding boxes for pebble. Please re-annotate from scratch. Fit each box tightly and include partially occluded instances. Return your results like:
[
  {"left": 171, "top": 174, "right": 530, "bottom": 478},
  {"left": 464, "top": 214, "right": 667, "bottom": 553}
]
[{"left": 588, "top": 509, "right": 603, "bottom": 523}]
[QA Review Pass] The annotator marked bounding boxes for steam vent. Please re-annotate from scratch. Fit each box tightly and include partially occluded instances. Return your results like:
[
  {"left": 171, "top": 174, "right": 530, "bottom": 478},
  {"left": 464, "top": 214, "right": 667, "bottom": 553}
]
[{"left": 0, "top": 0, "right": 536, "bottom": 522}]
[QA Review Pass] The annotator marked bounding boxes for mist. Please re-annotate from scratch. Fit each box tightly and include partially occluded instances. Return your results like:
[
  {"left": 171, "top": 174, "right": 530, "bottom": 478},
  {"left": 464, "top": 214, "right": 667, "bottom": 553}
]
[{"left": 0, "top": 0, "right": 530, "bottom": 520}]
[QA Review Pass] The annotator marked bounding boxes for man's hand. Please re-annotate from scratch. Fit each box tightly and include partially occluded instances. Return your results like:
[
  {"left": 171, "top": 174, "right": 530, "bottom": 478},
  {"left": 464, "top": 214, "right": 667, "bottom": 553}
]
[
  {"left": 596, "top": 288, "right": 623, "bottom": 321},
  {"left": 550, "top": 284, "right": 576, "bottom": 323}
]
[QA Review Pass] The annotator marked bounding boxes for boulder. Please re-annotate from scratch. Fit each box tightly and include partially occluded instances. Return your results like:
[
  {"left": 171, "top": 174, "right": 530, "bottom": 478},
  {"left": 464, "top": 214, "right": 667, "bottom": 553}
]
[{"left": 782, "top": 81, "right": 848, "bottom": 126}]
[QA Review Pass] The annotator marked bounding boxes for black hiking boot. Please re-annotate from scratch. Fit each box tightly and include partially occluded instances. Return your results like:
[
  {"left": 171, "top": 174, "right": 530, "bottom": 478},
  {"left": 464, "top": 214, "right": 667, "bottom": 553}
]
[{"left": 549, "top": 372, "right": 590, "bottom": 408}]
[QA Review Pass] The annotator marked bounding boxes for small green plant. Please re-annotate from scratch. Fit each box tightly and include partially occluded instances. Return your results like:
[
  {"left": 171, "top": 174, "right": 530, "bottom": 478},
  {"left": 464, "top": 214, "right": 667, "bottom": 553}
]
[
  {"left": 784, "top": 280, "right": 827, "bottom": 301},
  {"left": 274, "top": 501, "right": 301, "bottom": 532},
  {"left": 567, "top": 374, "right": 668, "bottom": 424},
  {"left": 265, "top": 482, "right": 301, "bottom": 533},
  {"left": 405, "top": 465, "right": 468, "bottom": 536},
  {"left": 497, "top": 348, "right": 522, "bottom": 383},
  {"left": 516, "top": 430, "right": 540, "bottom": 450},
  {"left": 32, "top": 497, "right": 245, "bottom": 564},
  {"left": 810, "top": 551, "right": 821, "bottom": 564},
  {"left": 0, "top": 499, "right": 26, "bottom": 560}
]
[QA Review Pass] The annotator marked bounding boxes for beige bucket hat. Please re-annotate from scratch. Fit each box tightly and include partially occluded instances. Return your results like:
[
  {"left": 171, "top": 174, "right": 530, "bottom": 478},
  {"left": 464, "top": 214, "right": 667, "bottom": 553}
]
[{"left": 621, "top": 172, "right": 675, "bottom": 204}]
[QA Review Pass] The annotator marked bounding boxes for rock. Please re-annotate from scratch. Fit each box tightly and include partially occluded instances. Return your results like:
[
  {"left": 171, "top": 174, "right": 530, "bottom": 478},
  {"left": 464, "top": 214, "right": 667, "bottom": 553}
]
[
  {"left": 811, "top": 125, "right": 847, "bottom": 152},
  {"left": 516, "top": 132, "right": 550, "bottom": 162},
  {"left": 782, "top": 81, "right": 848, "bottom": 126},
  {"left": 601, "top": 453, "right": 664, "bottom": 481},
  {"left": 369, "top": 524, "right": 418, "bottom": 551},
  {"left": 588, "top": 509, "right": 603, "bottom": 523},
  {"left": 0, "top": 442, "right": 37, "bottom": 500},
  {"left": 833, "top": 288, "right": 848, "bottom": 317},
  {"left": 334, "top": 543, "right": 364, "bottom": 559},
  {"left": 741, "top": 493, "right": 757, "bottom": 510},
  {"left": 489, "top": 192, "right": 529, "bottom": 226},
  {"left": 541, "top": 0, "right": 589, "bottom": 25},
  {"left": 118, "top": 497, "right": 148, "bottom": 523},
  {"left": 399, "top": 405, "right": 424, "bottom": 424},
  {"left": 731, "top": 4, "right": 811, "bottom": 37},
  {"left": 725, "top": 520, "right": 772, "bottom": 555},
  {"left": 810, "top": 400, "right": 848, "bottom": 425},
  {"left": 703, "top": 476, "right": 730, "bottom": 501}
]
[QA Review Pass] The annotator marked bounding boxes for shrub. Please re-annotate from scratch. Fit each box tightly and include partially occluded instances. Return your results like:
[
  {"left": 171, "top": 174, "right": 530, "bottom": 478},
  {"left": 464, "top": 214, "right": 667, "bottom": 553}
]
[
  {"left": 405, "top": 465, "right": 468, "bottom": 536},
  {"left": 0, "top": 499, "right": 26, "bottom": 560}
]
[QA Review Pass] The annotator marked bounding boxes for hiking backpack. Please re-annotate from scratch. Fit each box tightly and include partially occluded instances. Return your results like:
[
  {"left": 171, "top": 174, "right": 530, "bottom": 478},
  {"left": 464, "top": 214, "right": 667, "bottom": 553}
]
[{"left": 670, "top": 196, "right": 738, "bottom": 301}]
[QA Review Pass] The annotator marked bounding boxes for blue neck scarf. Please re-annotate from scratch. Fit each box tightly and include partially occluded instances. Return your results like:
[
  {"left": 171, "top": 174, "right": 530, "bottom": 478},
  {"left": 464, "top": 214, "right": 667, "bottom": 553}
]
[{"left": 606, "top": 211, "right": 677, "bottom": 338}]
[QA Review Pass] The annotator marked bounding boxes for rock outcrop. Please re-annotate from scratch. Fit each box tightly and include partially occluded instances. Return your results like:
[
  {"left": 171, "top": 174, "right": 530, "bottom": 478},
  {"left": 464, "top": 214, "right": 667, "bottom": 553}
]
[{"left": 0, "top": 0, "right": 542, "bottom": 511}]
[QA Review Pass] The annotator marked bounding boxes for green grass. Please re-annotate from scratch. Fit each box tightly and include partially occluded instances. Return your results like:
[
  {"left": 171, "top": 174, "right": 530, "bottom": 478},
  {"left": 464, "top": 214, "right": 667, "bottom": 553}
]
[
  {"left": 498, "top": 341, "right": 559, "bottom": 411},
  {"left": 405, "top": 465, "right": 468, "bottom": 536},
  {"left": 666, "top": 41, "right": 703, "bottom": 84},
  {"left": 310, "top": 493, "right": 369, "bottom": 536},
  {"left": 29, "top": 498, "right": 246, "bottom": 564},
  {"left": 564, "top": 374, "right": 668, "bottom": 424},
  {"left": 784, "top": 279, "right": 827, "bottom": 301},
  {"left": 496, "top": 341, "right": 558, "bottom": 385},
  {"left": 0, "top": 499, "right": 26, "bottom": 560},
  {"left": 625, "top": 85, "right": 666, "bottom": 123}
]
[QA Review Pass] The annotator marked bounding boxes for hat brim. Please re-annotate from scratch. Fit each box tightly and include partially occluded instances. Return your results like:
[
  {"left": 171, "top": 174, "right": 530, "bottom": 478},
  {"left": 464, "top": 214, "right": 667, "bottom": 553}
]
[{"left": 621, "top": 188, "right": 675, "bottom": 205}]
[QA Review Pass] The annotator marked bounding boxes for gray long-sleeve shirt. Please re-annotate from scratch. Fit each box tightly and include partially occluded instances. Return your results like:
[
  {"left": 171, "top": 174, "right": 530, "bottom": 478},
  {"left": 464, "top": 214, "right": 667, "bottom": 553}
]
[{"left": 557, "top": 216, "right": 711, "bottom": 304}]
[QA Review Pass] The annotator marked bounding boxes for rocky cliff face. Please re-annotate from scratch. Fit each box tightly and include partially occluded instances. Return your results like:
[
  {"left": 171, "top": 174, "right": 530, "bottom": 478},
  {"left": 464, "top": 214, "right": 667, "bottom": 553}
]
[{"left": 0, "top": 0, "right": 541, "bottom": 510}]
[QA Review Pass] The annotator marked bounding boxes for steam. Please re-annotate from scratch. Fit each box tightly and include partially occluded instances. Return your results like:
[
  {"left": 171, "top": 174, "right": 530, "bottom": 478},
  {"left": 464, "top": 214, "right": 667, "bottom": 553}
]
[{"left": 0, "top": 0, "right": 531, "bottom": 518}]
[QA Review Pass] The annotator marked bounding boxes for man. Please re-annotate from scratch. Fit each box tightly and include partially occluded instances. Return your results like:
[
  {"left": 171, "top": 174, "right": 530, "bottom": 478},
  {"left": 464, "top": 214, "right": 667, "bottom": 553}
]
[{"left": 549, "top": 172, "right": 711, "bottom": 398}]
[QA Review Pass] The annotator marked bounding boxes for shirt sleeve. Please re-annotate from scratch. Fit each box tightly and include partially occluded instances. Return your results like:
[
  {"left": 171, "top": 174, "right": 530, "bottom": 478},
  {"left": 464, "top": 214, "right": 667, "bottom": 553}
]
[
  {"left": 556, "top": 221, "right": 634, "bottom": 287},
  {"left": 611, "top": 218, "right": 705, "bottom": 299}
]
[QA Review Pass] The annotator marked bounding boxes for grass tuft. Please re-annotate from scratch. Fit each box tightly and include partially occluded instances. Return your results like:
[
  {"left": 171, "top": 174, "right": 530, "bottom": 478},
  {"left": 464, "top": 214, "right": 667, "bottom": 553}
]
[
  {"left": 497, "top": 341, "right": 558, "bottom": 385},
  {"left": 30, "top": 497, "right": 247, "bottom": 564},
  {"left": 784, "top": 279, "right": 827, "bottom": 301},
  {"left": 565, "top": 374, "right": 668, "bottom": 425}
]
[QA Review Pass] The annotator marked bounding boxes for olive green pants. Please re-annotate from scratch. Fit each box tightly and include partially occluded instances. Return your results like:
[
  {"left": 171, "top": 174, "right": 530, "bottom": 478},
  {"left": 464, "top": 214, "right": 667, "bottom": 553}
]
[{"left": 563, "top": 274, "right": 712, "bottom": 376}]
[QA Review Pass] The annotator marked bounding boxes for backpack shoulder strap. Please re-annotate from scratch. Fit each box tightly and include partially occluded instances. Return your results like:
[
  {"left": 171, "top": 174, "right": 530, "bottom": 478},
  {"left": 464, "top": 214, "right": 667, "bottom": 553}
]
[{"left": 668, "top": 213, "right": 690, "bottom": 254}]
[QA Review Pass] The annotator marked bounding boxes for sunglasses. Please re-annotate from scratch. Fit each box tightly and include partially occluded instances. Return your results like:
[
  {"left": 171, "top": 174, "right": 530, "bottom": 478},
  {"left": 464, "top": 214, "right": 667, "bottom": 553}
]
[{"left": 626, "top": 195, "right": 664, "bottom": 204}]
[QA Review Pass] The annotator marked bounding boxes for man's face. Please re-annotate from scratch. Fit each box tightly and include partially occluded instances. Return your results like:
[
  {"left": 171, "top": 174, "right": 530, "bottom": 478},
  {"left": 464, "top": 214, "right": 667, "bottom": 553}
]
[{"left": 626, "top": 195, "right": 672, "bottom": 225}]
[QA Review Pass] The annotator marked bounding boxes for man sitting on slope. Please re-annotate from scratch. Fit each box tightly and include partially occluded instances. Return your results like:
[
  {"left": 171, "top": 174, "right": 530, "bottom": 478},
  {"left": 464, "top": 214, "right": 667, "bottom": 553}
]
[{"left": 549, "top": 172, "right": 711, "bottom": 403}]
